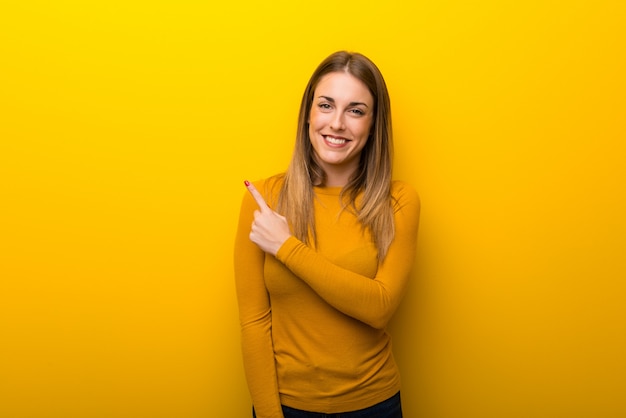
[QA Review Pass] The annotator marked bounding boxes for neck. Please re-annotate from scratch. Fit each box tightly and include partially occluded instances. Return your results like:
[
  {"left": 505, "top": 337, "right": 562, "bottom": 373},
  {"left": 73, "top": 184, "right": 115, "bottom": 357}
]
[{"left": 319, "top": 163, "right": 358, "bottom": 188}]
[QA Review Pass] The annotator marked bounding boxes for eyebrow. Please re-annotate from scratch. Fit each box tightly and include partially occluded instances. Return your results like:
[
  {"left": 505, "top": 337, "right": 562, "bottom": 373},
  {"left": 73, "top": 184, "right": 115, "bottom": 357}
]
[{"left": 317, "top": 95, "right": 369, "bottom": 108}]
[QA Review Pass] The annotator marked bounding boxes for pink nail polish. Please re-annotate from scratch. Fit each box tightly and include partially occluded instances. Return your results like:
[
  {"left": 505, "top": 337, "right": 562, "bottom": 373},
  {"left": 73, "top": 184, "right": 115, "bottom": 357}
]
[{"left": 244, "top": 180, "right": 250, "bottom": 187}]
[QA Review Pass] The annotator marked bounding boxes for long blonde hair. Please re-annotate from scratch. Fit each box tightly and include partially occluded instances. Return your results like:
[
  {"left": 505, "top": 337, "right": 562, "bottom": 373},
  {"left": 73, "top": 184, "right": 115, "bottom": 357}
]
[{"left": 275, "top": 51, "right": 395, "bottom": 261}]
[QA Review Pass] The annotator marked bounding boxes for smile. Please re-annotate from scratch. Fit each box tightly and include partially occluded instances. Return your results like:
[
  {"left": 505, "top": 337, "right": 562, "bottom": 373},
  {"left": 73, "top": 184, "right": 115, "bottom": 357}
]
[{"left": 324, "top": 135, "right": 350, "bottom": 145}]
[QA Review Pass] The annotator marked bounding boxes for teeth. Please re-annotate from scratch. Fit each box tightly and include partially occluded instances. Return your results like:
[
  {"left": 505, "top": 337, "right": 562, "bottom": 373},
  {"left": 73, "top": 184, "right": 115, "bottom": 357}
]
[{"left": 325, "top": 136, "right": 347, "bottom": 145}]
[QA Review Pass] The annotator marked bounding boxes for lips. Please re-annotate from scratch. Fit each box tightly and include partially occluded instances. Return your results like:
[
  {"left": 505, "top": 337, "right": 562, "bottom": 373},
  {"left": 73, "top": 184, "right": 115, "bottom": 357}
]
[{"left": 323, "top": 135, "right": 350, "bottom": 146}]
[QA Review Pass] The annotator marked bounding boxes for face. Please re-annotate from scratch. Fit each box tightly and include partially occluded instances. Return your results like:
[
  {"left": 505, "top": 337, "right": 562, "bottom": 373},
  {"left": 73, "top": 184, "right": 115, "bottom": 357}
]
[{"left": 308, "top": 71, "right": 374, "bottom": 177}]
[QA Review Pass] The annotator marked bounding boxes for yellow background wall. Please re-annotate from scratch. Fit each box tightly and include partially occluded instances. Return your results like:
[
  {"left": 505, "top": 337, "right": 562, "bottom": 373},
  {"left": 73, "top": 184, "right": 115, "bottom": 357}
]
[{"left": 1, "top": 1, "right": 624, "bottom": 417}]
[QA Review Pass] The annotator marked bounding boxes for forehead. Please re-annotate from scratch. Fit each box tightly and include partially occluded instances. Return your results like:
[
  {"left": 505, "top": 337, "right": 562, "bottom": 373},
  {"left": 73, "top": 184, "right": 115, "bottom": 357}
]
[{"left": 314, "top": 72, "right": 374, "bottom": 104}]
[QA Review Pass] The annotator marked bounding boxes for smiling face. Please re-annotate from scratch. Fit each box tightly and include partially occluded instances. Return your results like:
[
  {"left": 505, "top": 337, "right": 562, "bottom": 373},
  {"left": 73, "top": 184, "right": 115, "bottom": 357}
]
[{"left": 308, "top": 71, "right": 374, "bottom": 183}]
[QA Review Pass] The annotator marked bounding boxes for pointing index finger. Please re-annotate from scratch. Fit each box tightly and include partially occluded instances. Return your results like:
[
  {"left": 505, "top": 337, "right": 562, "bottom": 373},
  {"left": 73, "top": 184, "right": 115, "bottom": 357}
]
[{"left": 244, "top": 180, "right": 271, "bottom": 212}]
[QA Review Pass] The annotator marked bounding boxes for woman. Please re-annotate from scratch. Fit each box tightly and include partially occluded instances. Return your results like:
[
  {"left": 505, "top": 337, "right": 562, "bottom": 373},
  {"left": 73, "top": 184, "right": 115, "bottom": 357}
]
[{"left": 234, "top": 51, "right": 420, "bottom": 418}]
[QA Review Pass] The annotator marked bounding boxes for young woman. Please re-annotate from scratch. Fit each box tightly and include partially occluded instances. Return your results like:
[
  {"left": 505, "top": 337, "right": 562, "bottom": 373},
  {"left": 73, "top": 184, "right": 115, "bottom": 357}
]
[{"left": 234, "top": 51, "right": 420, "bottom": 418}]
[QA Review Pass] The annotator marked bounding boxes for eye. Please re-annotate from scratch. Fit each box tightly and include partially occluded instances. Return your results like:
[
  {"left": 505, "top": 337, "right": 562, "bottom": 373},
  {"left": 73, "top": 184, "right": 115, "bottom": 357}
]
[
  {"left": 317, "top": 103, "right": 332, "bottom": 111},
  {"left": 349, "top": 108, "right": 365, "bottom": 116}
]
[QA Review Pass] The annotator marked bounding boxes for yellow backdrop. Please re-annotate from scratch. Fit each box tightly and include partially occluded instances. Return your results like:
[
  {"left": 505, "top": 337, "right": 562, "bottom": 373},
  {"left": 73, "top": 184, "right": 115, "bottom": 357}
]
[{"left": 1, "top": 1, "right": 624, "bottom": 417}]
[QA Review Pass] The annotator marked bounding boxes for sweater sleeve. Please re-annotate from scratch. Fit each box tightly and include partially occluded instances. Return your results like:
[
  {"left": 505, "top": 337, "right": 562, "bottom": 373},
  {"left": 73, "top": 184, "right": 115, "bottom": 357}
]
[
  {"left": 234, "top": 184, "right": 284, "bottom": 418},
  {"left": 275, "top": 182, "right": 420, "bottom": 330}
]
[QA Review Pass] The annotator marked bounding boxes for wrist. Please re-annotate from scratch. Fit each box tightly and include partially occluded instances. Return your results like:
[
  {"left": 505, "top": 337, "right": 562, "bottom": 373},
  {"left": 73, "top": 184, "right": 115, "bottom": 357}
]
[{"left": 271, "top": 235, "right": 291, "bottom": 256}]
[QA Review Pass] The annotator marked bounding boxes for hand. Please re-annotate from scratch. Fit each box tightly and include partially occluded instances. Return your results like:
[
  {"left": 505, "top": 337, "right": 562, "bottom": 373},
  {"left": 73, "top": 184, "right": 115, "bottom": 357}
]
[{"left": 244, "top": 180, "right": 292, "bottom": 256}]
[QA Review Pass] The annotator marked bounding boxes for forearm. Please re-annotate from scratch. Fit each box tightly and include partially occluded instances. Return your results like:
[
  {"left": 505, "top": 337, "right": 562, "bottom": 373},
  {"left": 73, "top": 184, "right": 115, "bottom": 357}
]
[
  {"left": 276, "top": 237, "right": 414, "bottom": 329},
  {"left": 240, "top": 314, "right": 284, "bottom": 418},
  {"left": 275, "top": 183, "right": 420, "bottom": 329}
]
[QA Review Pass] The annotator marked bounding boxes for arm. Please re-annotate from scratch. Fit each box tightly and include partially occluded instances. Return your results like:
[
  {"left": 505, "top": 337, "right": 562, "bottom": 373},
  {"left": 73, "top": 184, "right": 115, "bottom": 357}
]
[
  {"left": 234, "top": 186, "right": 284, "bottom": 418},
  {"left": 275, "top": 183, "right": 420, "bottom": 329}
]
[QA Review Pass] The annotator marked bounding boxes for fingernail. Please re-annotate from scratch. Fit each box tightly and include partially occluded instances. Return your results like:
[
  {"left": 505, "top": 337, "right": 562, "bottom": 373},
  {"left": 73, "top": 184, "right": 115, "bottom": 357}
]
[{"left": 244, "top": 180, "right": 250, "bottom": 187}]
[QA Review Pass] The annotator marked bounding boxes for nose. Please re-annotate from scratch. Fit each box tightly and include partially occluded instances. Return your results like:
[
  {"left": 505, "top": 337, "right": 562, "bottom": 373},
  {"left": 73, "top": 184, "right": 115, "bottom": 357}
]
[{"left": 330, "top": 112, "right": 345, "bottom": 131}]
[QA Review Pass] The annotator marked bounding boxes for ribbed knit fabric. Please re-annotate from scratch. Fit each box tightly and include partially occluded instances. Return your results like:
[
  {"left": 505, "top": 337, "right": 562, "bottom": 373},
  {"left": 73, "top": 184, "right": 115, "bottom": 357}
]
[{"left": 234, "top": 176, "right": 420, "bottom": 418}]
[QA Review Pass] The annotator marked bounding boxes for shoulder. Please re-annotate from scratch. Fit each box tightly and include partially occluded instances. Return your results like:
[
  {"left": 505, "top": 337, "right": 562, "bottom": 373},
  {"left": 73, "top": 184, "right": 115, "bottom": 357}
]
[
  {"left": 390, "top": 181, "right": 420, "bottom": 230},
  {"left": 390, "top": 180, "right": 420, "bottom": 209}
]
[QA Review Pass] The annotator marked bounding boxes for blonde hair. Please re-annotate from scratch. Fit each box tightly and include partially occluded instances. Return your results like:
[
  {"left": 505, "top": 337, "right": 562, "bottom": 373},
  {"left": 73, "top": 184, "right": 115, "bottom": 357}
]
[{"left": 275, "top": 51, "right": 395, "bottom": 261}]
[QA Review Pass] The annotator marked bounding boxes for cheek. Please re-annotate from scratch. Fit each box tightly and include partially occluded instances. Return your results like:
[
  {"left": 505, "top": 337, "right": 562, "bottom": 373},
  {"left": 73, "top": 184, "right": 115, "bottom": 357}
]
[
  {"left": 308, "top": 109, "right": 324, "bottom": 130},
  {"left": 354, "top": 119, "right": 373, "bottom": 139}
]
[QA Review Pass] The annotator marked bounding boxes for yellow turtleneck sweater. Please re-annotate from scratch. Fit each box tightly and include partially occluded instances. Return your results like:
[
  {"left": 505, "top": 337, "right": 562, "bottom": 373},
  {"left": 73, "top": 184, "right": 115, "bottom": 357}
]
[{"left": 234, "top": 177, "right": 420, "bottom": 418}]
